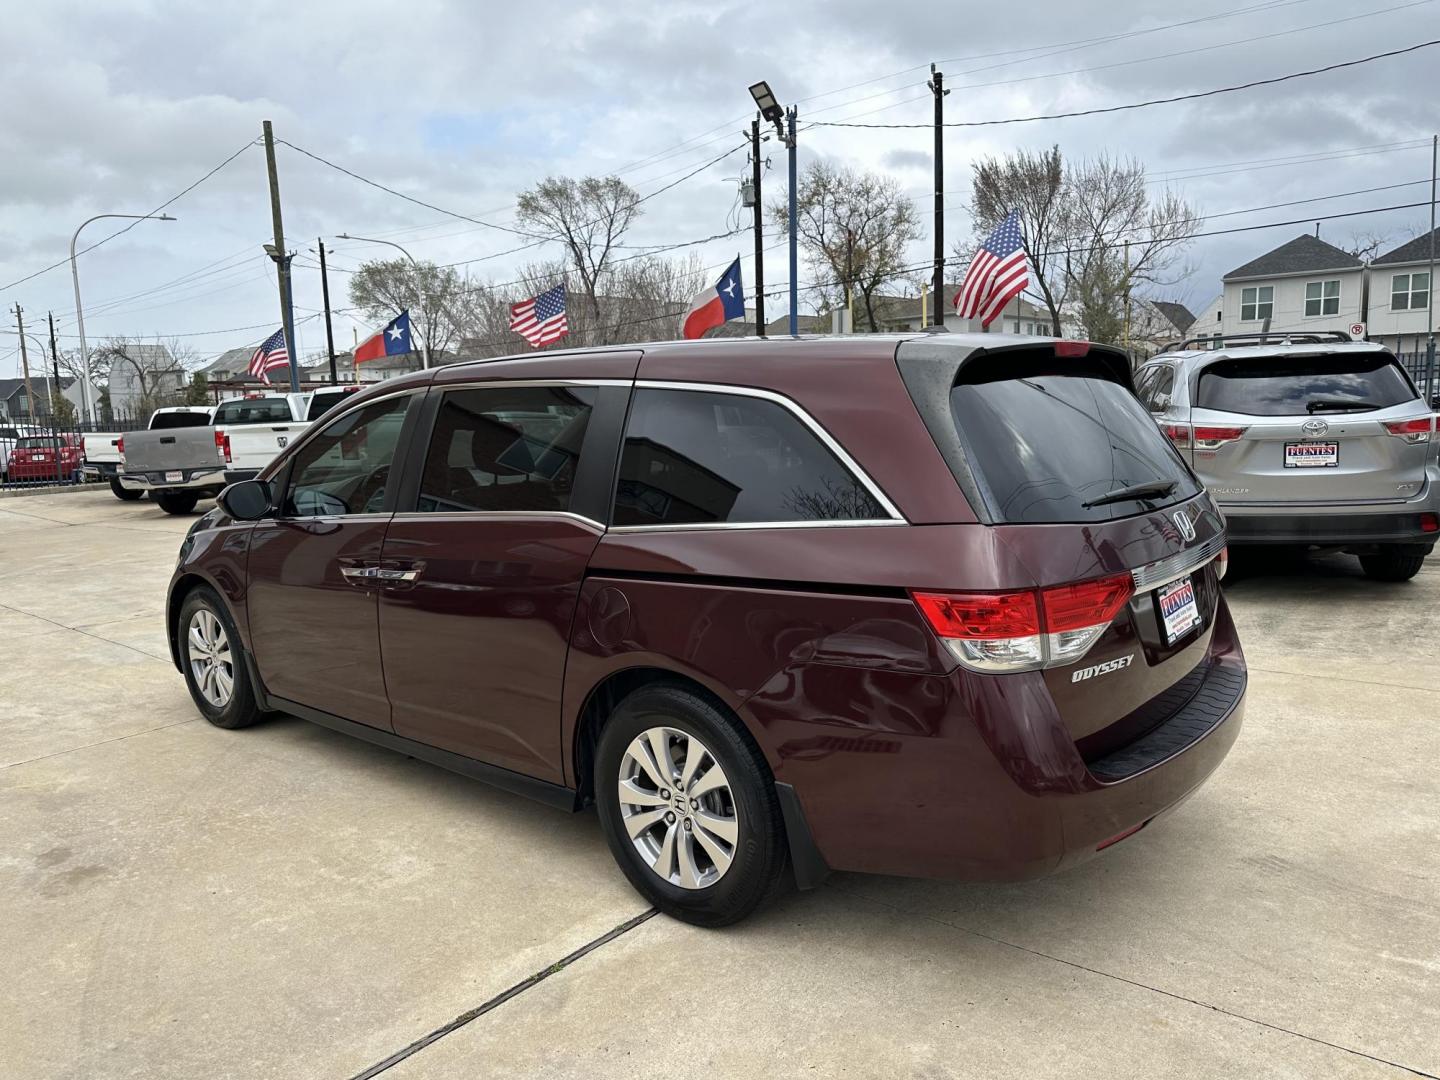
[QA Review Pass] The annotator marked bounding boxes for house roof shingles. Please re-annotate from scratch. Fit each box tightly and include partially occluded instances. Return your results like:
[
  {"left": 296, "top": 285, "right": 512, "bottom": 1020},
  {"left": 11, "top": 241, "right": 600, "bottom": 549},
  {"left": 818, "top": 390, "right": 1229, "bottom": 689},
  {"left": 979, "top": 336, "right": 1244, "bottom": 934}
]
[
  {"left": 1373, "top": 227, "right": 1440, "bottom": 267},
  {"left": 1149, "top": 301, "right": 1195, "bottom": 333},
  {"left": 1223, "top": 234, "right": 1362, "bottom": 281}
]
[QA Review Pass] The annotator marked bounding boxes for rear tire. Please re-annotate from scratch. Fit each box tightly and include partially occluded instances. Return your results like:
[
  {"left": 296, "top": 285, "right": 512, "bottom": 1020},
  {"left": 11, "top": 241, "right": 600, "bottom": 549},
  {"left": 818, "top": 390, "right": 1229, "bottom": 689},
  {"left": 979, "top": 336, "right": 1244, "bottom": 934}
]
[
  {"left": 178, "top": 586, "right": 265, "bottom": 729},
  {"left": 110, "top": 477, "right": 143, "bottom": 501},
  {"left": 1359, "top": 547, "right": 1427, "bottom": 582},
  {"left": 595, "top": 685, "right": 786, "bottom": 927},
  {"left": 156, "top": 490, "right": 199, "bottom": 515}
]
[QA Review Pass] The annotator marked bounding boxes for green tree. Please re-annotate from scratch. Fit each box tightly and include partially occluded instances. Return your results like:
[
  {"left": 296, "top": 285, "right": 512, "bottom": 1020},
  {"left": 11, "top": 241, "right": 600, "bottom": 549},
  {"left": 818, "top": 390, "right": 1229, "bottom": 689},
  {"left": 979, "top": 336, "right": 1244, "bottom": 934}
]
[
  {"left": 348, "top": 259, "right": 466, "bottom": 361},
  {"left": 184, "top": 372, "right": 210, "bottom": 405}
]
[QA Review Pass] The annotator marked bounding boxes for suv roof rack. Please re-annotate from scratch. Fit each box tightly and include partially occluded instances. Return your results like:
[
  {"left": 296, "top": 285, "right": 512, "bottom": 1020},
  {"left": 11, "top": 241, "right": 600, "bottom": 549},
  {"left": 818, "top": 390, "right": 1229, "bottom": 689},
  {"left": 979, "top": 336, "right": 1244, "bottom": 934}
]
[{"left": 1159, "top": 330, "right": 1358, "bottom": 352}]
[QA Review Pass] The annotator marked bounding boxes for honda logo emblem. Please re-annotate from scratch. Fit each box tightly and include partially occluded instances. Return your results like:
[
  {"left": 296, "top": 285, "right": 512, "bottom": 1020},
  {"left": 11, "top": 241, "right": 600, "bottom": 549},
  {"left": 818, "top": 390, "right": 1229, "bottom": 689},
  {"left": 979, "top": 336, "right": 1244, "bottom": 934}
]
[{"left": 1173, "top": 509, "right": 1196, "bottom": 543}]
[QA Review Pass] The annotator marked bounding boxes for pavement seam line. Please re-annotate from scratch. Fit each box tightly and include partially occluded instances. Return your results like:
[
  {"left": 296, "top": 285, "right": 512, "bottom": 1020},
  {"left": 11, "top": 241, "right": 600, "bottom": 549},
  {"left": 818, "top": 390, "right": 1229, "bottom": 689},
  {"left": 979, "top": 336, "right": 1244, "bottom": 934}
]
[
  {"left": 349, "top": 908, "right": 659, "bottom": 1079},
  {"left": 2, "top": 717, "right": 198, "bottom": 771},
  {"left": 833, "top": 885, "right": 1439, "bottom": 1079},
  {"left": 1246, "top": 663, "right": 1440, "bottom": 695},
  {"left": 0, "top": 600, "right": 170, "bottom": 665}
]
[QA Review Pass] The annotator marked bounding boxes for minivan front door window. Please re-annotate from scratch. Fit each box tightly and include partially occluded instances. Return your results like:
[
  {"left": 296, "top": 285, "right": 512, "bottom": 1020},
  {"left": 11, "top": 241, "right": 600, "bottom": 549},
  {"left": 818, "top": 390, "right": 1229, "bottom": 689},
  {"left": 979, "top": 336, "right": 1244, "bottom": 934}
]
[{"left": 284, "top": 396, "right": 410, "bottom": 517}]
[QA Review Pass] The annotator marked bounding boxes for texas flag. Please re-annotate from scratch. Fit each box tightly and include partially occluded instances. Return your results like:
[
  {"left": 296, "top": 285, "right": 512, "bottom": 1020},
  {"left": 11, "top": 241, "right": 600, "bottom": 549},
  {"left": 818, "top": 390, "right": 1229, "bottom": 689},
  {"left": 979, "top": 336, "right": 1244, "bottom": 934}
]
[
  {"left": 681, "top": 259, "right": 745, "bottom": 340},
  {"left": 355, "top": 311, "right": 412, "bottom": 364}
]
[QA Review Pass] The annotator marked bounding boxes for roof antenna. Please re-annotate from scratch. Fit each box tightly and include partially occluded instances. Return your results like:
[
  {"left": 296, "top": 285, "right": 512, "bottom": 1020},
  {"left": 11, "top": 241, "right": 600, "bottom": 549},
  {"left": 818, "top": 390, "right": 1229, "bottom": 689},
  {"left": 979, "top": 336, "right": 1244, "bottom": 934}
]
[{"left": 1315, "top": 222, "right": 1320, "bottom": 238}]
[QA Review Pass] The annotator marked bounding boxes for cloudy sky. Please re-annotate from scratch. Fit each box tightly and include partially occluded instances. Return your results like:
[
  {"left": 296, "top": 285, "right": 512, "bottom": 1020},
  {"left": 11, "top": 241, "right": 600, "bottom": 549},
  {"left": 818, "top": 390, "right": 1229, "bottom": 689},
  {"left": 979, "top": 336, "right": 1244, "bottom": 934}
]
[{"left": 1, "top": 0, "right": 1436, "bottom": 379}]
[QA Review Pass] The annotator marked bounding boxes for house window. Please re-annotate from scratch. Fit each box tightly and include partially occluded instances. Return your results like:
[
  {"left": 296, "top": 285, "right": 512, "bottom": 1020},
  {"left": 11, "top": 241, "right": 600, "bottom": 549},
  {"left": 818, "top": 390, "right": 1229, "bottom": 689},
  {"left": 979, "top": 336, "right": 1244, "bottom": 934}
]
[
  {"left": 1391, "top": 272, "right": 1430, "bottom": 312},
  {"left": 1240, "top": 286, "right": 1273, "bottom": 322},
  {"left": 1304, "top": 280, "right": 1340, "bottom": 317}
]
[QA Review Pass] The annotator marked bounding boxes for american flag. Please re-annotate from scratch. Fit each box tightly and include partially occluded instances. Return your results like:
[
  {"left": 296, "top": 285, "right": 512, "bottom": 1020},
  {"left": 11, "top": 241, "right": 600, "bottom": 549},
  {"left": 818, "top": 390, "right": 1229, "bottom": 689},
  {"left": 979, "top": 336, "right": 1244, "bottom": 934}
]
[
  {"left": 247, "top": 328, "right": 291, "bottom": 383},
  {"left": 954, "top": 210, "right": 1029, "bottom": 328},
  {"left": 509, "top": 284, "right": 569, "bottom": 348}
]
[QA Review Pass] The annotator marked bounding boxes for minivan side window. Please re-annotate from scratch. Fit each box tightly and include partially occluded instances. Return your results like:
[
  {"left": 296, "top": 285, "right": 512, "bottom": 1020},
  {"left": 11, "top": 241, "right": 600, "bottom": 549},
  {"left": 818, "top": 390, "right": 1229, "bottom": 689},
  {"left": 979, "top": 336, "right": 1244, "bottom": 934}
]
[
  {"left": 283, "top": 395, "right": 411, "bottom": 517},
  {"left": 612, "top": 387, "right": 886, "bottom": 527},
  {"left": 415, "top": 385, "right": 595, "bottom": 514}
]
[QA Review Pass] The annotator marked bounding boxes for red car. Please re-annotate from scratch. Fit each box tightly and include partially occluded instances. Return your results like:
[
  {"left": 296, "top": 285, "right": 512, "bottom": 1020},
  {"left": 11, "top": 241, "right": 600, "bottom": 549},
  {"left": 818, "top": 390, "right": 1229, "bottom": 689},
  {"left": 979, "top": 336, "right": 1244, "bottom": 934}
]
[
  {"left": 168, "top": 335, "right": 1245, "bottom": 926},
  {"left": 6, "top": 434, "right": 82, "bottom": 483}
]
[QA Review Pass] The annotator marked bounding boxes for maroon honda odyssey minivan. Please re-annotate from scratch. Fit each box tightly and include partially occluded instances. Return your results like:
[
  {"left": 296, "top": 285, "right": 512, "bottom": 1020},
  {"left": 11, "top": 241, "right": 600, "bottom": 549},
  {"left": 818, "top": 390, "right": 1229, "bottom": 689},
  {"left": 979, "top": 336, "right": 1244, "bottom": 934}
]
[{"left": 169, "top": 334, "right": 1245, "bottom": 925}]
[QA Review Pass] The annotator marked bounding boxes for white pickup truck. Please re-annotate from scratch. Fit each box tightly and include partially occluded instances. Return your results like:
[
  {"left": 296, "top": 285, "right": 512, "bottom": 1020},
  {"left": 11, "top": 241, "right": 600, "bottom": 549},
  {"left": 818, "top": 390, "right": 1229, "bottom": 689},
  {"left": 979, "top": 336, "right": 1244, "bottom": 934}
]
[{"left": 210, "top": 393, "right": 313, "bottom": 484}]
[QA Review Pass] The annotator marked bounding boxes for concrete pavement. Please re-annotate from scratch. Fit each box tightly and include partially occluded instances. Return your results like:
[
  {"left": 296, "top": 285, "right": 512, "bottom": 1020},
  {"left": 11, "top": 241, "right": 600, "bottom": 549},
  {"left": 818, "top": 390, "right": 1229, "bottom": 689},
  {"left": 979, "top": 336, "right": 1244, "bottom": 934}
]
[{"left": 2, "top": 489, "right": 1436, "bottom": 1078}]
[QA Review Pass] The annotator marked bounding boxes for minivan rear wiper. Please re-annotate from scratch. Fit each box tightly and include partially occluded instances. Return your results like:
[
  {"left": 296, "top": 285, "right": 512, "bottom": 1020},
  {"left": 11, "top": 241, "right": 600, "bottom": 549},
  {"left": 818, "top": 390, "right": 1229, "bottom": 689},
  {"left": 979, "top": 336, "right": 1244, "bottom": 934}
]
[
  {"left": 1306, "top": 398, "right": 1379, "bottom": 413},
  {"left": 1082, "top": 480, "right": 1178, "bottom": 509}
]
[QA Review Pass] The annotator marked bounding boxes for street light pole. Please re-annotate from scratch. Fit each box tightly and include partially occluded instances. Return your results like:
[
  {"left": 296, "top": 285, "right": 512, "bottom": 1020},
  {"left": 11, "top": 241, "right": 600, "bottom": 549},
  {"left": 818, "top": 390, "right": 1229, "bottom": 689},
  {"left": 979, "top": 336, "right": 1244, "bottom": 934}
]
[
  {"left": 337, "top": 233, "right": 432, "bottom": 369},
  {"left": 70, "top": 211, "right": 177, "bottom": 424},
  {"left": 787, "top": 106, "right": 798, "bottom": 337}
]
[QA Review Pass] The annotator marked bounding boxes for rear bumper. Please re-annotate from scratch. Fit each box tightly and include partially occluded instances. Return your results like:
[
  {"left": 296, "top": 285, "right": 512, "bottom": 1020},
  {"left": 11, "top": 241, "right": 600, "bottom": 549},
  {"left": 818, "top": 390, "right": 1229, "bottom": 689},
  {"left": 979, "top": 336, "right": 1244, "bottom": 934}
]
[
  {"left": 83, "top": 462, "right": 119, "bottom": 480},
  {"left": 117, "top": 467, "right": 227, "bottom": 493},
  {"left": 1221, "top": 509, "right": 1438, "bottom": 547},
  {"left": 6, "top": 463, "right": 80, "bottom": 481},
  {"left": 767, "top": 602, "right": 1248, "bottom": 882}
]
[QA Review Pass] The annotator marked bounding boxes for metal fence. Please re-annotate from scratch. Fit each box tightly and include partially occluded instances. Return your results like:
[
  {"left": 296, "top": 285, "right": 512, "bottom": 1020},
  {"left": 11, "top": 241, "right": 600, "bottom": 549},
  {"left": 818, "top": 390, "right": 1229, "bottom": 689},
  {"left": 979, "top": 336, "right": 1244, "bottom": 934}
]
[
  {"left": 1397, "top": 350, "right": 1438, "bottom": 402},
  {"left": 0, "top": 416, "right": 147, "bottom": 493}
]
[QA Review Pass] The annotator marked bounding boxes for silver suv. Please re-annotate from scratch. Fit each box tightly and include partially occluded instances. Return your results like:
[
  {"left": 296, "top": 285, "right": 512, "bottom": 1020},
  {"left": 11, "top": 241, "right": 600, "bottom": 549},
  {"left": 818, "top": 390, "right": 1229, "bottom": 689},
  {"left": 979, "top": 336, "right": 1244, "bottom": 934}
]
[{"left": 1137, "top": 332, "right": 1439, "bottom": 581}]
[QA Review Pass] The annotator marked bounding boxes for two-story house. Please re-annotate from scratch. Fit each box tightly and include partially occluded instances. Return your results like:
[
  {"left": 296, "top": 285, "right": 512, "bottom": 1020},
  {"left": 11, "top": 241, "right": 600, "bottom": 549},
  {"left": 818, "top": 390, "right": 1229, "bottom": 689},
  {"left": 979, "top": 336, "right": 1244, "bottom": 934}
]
[
  {"left": 1219, "top": 234, "right": 1364, "bottom": 338},
  {"left": 1366, "top": 227, "right": 1436, "bottom": 357}
]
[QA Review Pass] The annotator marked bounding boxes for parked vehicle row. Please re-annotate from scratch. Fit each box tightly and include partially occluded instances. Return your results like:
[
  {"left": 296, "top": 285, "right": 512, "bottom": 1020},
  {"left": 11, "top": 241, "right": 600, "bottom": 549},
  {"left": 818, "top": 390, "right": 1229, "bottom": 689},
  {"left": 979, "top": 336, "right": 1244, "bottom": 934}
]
[
  {"left": 90, "top": 386, "right": 363, "bottom": 512},
  {"left": 168, "top": 334, "right": 1246, "bottom": 926}
]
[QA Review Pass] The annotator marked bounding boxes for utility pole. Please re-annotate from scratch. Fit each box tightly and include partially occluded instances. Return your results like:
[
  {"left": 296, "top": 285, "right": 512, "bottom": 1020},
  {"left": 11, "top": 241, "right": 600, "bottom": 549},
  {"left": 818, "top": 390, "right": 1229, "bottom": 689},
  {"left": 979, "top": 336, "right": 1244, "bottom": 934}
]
[
  {"left": 13, "top": 305, "right": 35, "bottom": 422},
  {"left": 751, "top": 119, "right": 766, "bottom": 336},
  {"left": 262, "top": 120, "right": 301, "bottom": 393},
  {"left": 48, "top": 312, "right": 62, "bottom": 419},
  {"left": 1425, "top": 133, "right": 1437, "bottom": 400},
  {"left": 929, "top": 66, "right": 947, "bottom": 328},
  {"left": 787, "top": 106, "right": 798, "bottom": 336},
  {"left": 317, "top": 238, "right": 339, "bottom": 383}
]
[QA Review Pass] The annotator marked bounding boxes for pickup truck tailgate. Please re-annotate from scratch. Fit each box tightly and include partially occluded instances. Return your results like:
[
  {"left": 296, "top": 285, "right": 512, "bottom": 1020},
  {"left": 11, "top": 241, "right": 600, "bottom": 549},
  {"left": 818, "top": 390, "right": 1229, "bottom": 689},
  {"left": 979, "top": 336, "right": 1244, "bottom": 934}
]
[{"left": 123, "top": 428, "right": 223, "bottom": 473}]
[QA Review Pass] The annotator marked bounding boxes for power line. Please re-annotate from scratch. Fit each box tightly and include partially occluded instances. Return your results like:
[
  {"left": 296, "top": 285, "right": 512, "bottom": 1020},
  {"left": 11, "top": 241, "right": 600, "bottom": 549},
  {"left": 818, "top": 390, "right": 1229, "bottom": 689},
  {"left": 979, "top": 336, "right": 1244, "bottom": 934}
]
[
  {"left": 0, "top": 141, "right": 257, "bottom": 293},
  {"left": 810, "top": 40, "right": 1440, "bottom": 129}
]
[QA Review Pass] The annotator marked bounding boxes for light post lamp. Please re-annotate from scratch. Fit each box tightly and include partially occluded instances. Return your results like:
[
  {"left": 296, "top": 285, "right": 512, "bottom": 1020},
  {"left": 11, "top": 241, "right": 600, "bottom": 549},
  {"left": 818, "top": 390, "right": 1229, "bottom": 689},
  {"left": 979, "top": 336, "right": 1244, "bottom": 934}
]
[
  {"left": 70, "top": 212, "right": 176, "bottom": 424},
  {"left": 337, "top": 233, "right": 432, "bottom": 369},
  {"left": 749, "top": 81, "right": 798, "bottom": 336}
]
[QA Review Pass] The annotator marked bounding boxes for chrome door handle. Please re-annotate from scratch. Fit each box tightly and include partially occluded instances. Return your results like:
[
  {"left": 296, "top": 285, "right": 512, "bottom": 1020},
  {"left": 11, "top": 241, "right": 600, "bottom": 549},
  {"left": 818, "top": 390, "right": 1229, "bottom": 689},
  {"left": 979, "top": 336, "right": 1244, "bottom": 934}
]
[
  {"left": 373, "top": 568, "right": 421, "bottom": 582},
  {"left": 340, "top": 566, "right": 377, "bottom": 581}
]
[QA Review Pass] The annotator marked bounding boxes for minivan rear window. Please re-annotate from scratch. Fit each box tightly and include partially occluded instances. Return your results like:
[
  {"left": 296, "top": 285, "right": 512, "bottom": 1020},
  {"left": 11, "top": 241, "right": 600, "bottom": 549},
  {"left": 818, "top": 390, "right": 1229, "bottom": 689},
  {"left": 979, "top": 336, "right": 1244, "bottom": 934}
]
[
  {"left": 946, "top": 374, "right": 1199, "bottom": 523},
  {"left": 1196, "top": 353, "right": 1415, "bottom": 416}
]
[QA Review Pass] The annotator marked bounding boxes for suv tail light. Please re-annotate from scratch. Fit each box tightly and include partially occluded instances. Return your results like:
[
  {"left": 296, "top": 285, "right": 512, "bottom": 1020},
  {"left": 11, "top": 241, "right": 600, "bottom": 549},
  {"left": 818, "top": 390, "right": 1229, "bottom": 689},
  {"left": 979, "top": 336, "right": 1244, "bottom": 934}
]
[
  {"left": 1383, "top": 417, "right": 1433, "bottom": 444},
  {"left": 1192, "top": 426, "right": 1247, "bottom": 450},
  {"left": 1162, "top": 423, "right": 1190, "bottom": 449},
  {"left": 215, "top": 429, "right": 232, "bottom": 463},
  {"left": 913, "top": 571, "right": 1135, "bottom": 673}
]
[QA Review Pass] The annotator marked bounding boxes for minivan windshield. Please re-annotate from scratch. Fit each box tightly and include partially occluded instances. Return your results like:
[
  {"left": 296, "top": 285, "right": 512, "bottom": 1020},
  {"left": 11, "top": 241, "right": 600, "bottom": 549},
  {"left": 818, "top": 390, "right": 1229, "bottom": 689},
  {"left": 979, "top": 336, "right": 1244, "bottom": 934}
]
[
  {"left": 947, "top": 374, "right": 1200, "bottom": 523},
  {"left": 1196, "top": 352, "right": 1415, "bottom": 416}
]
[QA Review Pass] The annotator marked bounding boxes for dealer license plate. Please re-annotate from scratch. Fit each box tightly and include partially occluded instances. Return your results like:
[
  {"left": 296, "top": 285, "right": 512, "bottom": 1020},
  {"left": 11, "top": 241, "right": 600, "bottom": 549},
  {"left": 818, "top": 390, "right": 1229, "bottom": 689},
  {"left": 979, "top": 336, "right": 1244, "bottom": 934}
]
[
  {"left": 1157, "top": 576, "right": 1202, "bottom": 645},
  {"left": 165, "top": 470, "right": 183, "bottom": 483},
  {"left": 1284, "top": 441, "right": 1339, "bottom": 468}
]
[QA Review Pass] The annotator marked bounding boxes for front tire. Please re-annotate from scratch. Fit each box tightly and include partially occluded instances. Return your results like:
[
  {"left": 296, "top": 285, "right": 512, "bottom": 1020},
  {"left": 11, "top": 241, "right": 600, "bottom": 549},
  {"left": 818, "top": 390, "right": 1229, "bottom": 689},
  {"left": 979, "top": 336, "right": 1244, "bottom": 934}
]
[
  {"left": 110, "top": 477, "right": 143, "bottom": 501},
  {"left": 156, "top": 490, "right": 199, "bottom": 515},
  {"left": 1359, "top": 546, "right": 1427, "bottom": 582},
  {"left": 178, "top": 586, "right": 265, "bottom": 729},
  {"left": 595, "top": 685, "right": 786, "bottom": 927}
]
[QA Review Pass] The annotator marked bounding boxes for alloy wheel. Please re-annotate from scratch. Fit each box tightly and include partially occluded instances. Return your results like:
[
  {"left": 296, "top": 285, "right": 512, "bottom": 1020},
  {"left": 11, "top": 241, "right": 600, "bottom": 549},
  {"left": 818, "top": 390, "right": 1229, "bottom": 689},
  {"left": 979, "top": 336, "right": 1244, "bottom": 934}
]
[
  {"left": 617, "top": 726, "right": 739, "bottom": 890},
  {"left": 187, "top": 608, "right": 234, "bottom": 709}
]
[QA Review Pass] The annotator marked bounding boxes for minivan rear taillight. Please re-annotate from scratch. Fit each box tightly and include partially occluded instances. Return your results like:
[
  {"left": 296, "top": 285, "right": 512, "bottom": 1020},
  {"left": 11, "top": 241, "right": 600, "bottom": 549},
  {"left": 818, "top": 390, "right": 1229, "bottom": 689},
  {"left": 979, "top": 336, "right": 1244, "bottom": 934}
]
[
  {"left": 913, "top": 571, "right": 1135, "bottom": 673},
  {"left": 1383, "top": 417, "right": 1433, "bottom": 444}
]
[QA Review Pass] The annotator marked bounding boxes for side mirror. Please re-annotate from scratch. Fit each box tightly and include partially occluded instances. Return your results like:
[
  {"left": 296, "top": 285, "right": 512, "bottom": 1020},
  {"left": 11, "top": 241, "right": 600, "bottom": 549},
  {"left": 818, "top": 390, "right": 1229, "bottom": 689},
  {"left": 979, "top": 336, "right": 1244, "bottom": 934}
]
[{"left": 218, "top": 478, "right": 274, "bottom": 521}]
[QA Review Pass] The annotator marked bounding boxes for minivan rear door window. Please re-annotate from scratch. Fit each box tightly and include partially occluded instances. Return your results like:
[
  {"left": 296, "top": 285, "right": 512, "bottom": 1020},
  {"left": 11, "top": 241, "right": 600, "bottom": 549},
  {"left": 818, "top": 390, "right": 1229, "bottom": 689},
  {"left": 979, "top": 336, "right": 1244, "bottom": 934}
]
[
  {"left": 1195, "top": 353, "right": 1415, "bottom": 416},
  {"left": 946, "top": 373, "right": 1200, "bottom": 523}
]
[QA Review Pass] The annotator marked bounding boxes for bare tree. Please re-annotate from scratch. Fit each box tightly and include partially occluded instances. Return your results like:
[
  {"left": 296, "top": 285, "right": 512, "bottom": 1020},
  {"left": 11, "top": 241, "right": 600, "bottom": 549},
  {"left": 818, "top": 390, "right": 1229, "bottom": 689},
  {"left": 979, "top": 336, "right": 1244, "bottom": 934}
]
[
  {"left": 516, "top": 176, "right": 642, "bottom": 343},
  {"left": 1339, "top": 228, "right": 1395, "bottom": 262},
  {"left": 348, "top": 259, "right": 466, "bottom": 359},
  {"left": 966, "top": 148, "right": 1200, "bottom": 344},
  {"left": 966, "top": 146, "right": 1068, "bottom": 333},
  {"left": 774, "top": 161, "right": 920, "bottom": 331},
  {"left": 91, "top": 336, "right": 194, "bottom": 418}
]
